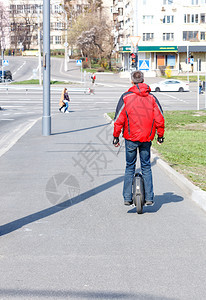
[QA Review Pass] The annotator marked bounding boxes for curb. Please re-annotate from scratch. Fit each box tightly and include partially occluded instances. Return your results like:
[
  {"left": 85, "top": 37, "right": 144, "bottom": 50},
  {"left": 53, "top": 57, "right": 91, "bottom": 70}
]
[
  {"left": 104, "top": 113, "right": 206, "bottom": 213},
  {"left": 151, "top": 151, "right": 206, "bottom": 212}
]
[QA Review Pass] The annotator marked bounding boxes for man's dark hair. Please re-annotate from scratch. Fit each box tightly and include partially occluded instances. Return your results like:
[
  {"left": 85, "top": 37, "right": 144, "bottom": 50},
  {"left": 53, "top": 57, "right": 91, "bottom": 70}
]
[{"left": 131, "top": 71, "right": 144, "bottom": 84}]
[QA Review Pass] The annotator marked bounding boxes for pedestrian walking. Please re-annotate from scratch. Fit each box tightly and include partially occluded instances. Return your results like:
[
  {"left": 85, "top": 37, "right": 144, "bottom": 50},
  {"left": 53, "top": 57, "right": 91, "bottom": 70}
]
[
  {"left": 59, "top": 88, "right": 70, "bottom": 113},
  {"left": 199, "top": 80, "right": 203, "bottom": 94},
  {"left": 113, "top": 70, "right": 165, "bottom": 206},
  {"left": 91, "top": 73, "right": 96, "bottom": 85}
]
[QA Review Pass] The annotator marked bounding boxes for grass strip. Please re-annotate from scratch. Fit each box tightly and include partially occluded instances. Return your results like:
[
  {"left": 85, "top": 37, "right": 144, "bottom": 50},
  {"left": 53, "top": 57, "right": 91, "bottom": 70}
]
[
  {"left": 108, "top": 110, "right": 206, "bottom": 191},
  {"left": 11, "top": 79, "right": 75, "bottom": 85},
  {"left": 161, "top": 75, "right": 206, "bottom": 82}
]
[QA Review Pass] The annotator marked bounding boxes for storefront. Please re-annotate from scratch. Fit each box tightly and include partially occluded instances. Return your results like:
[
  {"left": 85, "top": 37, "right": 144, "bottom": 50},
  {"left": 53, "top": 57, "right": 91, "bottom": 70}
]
[{"left": 119, "top": 45, "right": 178, "bottom": 75}]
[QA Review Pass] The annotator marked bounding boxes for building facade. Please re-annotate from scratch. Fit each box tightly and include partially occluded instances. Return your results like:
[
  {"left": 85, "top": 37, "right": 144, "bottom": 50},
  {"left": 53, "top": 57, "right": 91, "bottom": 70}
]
[
  {"left": 3, "top": 0, "right": 112, "bottom": 51},
  {"left": 113, "top": 0, "right": 206, "bottom": 75}
]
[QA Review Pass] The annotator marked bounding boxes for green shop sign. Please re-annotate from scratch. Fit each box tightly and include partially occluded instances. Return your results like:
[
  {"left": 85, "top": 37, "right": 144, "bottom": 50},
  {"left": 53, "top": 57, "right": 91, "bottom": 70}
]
[
  {"left": 139, "top": 46, "right": 178, "bottom": 52},
  {"left": 119, "top": 46, "right": 131, "bottom": 52},
  {"left": 119, "top": 46, "right": 178, "bottom": 53}
]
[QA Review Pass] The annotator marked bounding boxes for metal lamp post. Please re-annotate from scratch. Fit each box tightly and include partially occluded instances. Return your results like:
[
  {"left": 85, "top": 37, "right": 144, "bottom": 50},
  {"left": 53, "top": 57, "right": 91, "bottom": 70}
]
[
  {"left": 42, "top": 0, "right": 51, "bottom": 136},
  {"left": 61, "top": 6, "right": 68, "bottom": 72}
]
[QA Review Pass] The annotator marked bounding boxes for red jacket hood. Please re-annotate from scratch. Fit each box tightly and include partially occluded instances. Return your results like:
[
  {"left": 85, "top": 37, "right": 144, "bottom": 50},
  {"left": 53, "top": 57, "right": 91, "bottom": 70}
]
[{"left": 128, "top": 83, "right": 151, "bottom": 97}]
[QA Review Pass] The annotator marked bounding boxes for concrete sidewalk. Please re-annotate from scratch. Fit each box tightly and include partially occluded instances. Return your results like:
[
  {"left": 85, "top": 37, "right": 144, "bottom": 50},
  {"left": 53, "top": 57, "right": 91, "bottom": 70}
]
[{"left": 1, "top": 110, "right": 206, "bottom": 299}]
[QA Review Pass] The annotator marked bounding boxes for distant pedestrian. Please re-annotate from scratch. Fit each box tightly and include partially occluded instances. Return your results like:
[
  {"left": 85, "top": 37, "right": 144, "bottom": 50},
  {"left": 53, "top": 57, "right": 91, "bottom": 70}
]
[
  {"left": 199, "top": 80, "right": 203, "bottom": 94},
  {"left": 91, "top": 73, "right": 96, "bottom": 84},
  {"left": 59, "top": 88, "right": 70, "bottom": 113}
]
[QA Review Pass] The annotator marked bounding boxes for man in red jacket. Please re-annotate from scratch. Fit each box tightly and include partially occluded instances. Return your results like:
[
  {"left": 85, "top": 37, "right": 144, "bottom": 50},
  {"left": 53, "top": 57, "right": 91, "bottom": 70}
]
[{"left": 113, "top": 70, "right": 165, "bottom": 206}]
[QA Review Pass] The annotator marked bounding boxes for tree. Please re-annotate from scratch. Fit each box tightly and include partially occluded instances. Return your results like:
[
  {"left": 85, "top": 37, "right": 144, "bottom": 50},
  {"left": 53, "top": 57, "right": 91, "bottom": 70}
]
[
  {"left": 0, "top": 2, "right": 9, "bottom": 51},
  {"left": 68, "top": 7, "right": 114, "bottom": 66},
  {"left": 9, "top": 0, "right": 40, "bottom": 50}
]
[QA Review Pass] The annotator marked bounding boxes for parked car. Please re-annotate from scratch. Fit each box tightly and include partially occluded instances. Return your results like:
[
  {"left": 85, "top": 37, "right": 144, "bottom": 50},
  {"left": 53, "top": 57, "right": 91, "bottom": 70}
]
[
  {"left": 0, "top": 70, "right": 13, "bottom": 82},
  {"left": 150, "top": 79, "right": 189, "bottom": 92}
]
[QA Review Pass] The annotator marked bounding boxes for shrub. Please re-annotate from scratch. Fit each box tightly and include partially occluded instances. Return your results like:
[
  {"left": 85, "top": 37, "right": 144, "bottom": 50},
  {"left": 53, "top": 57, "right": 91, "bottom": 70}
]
[
  {"left": 97, "top": 67, "right": 105, "bottom": 72},
  {"left": 82, "top": 61, "right": 89, "bottom": 69}
]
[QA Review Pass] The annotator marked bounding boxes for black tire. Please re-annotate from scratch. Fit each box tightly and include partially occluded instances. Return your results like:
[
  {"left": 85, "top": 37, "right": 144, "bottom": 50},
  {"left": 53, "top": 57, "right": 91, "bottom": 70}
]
[
  {"left": 179, "top": 87, "right": 184, "bottom": 92},
  {"left": 132, "top": 173, "right": 145, "bottom": 214},
  {"left": 155, "top": 87, "right": 160, "bottom": 92}
]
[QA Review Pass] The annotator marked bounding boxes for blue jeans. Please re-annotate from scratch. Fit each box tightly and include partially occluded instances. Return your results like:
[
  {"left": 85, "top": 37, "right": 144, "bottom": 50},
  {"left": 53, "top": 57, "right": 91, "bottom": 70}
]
[
  {"left": 64, "top": 101, "right": 69, "bottom": 112},
  {"left": 123, "top": 139, "right": 154, "bottom": 202}
]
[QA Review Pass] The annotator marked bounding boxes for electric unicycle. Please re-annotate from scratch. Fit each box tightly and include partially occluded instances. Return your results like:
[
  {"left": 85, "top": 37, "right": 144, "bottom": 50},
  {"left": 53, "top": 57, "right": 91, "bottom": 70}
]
[{"left": 132, "top": 172, "right": 145, "bottom": 214}]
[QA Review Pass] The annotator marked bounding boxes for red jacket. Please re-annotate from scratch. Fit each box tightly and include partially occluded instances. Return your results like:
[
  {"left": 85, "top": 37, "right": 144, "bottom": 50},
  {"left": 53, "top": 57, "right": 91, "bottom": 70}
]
[{"left": 113, "top": 83, "right": 165, "bottom": 142}]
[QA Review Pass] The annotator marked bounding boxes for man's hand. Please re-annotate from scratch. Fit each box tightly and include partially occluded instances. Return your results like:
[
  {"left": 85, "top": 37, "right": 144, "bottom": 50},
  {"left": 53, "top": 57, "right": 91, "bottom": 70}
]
[
  {"left": 113, "top": 137, "right": 120, "bottom": 147},
  {"left": 157, "top": 136, "right": 164, "bottom": 145}
]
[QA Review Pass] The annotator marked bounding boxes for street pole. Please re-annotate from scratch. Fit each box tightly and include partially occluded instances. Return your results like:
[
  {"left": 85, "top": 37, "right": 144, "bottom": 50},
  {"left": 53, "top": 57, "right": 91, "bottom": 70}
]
[
  {"left": 134, "top": 0, "right": 138, "bottom": 70},
  {"left": 65, "top": 12, "right": 68, "bottom": 72},
  {"left": 187, "top": 44, "right": 189, "bottom": 82},
  {"left": 197, "top": 58, "right": 200, "bottom": 111},
  {"left": 205, "top": 71, "right": 206, "bottom": 109},
  {"left": 37, "top": 6, "right": 42, "bottom": 86},
  {"left": 42, "top": 0, "right": 51, "bottom": 136},
  {"left": 1, "top": 49, "right": 4, "bottom": 83},
  {"left": 61, "top": 6, "right": 68, "bottom": 72}
]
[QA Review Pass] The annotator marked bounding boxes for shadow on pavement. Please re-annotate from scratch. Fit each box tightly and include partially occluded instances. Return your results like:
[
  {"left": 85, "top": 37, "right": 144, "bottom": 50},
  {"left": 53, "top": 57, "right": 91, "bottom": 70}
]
[
  {"left": 51, "top": 122, "right": 110, "bottom": 136},
  {"left": 0, "top": 288, "right": 178, "bottom": 299},
  {"left": 128, "top": 192, "right": 184, "bottom": 214},
  {"left": 0, "top": 176, "right": 124, "bottom": 237}
]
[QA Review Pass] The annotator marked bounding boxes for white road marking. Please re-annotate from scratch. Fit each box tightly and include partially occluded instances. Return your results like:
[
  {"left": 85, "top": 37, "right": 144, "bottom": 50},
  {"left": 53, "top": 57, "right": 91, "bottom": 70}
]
[
  {"left": 0, "top": 118, "right": 40, "bottom": 158},
  {"left": 0, "top": 119, "right": 14, "bottom": 121},
  {"left": 160, "top": 92, "right": 189, "bottom": 103},
  {"left": 3, "top": 106, "right": 24, "bottom": 108},
  {"left": 12, "top": 61, "right": 26, "bottom": 76}
]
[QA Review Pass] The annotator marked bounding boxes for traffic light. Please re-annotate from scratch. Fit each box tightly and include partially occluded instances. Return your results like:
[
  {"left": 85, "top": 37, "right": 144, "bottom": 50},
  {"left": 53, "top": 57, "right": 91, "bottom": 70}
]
[
  {"left": 189, "top": 51, "right": 191, "bottom": 58},
  {"left": 131, "top": 53, "right": 136, "bottom": 67}
]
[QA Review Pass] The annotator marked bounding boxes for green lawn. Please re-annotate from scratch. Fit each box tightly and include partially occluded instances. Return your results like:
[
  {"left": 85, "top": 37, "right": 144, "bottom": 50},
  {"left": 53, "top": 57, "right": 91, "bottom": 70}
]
[
  {"left": 11, "top": 79, "right": 75, "bottom": 85},
  {"left": 161, "top": 75, "right": 206, "bottom": 82},
  {"left": 108, "top": 111, "right": 206, "bottom": 191}
]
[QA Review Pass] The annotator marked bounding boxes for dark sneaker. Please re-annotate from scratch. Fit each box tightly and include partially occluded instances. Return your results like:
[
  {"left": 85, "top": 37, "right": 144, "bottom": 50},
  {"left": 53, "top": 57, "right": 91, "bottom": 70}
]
[
  {"left": 124, "top": 201, "right": 133, "bottom": 206},
  {"left": 145, "top": 200, "right": 154, "bottom": 206}
]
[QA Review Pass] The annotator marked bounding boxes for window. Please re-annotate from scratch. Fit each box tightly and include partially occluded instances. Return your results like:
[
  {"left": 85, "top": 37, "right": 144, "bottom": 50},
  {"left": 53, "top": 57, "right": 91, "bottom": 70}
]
[
  {"left": 54, "top": 22, "right": 64, "bottom": 30},
  {"left": 17, "top": 5, "right": 23, "bottom": 14},
  {"left": 163, "top": 0, "right": 173, "bottom": 4},
  {"left": 143, "top": 33, "right": 154, "bottom": 41},
  {"left": 200, "top": 14, "right": 206, "bottom": 23},
  {"left": 142, "top": 15, "right": 154, "bottom": 24},
  {"left": 191, "top": 0, "right": 199, "bottom": 4},
  {"left": 10, "top": 5, "right": 17, "bottom": 13},
  {"left": 54, "top": 5, "right": 61, "bottom": 13},
  {"left": 163, "top": 33, "right": 174, "bottom": 41},
  {"left": 24, "top": 5, "right": 31, "bottom": 13},
  {"left": 200, "top": 32, "right": 206, "bottom": 40},
  {"left": 163, "top": 15, "right": 174, "bottom": 23},
  {"left": 183, "top": 31, "right": 198, "bottom": 41},
  {"left": 184, "top": 14, "right": 199, "bottom": 23},
  {"left": 31, "top": 5, "right": 38, "bottom": 14},
  {"left": 55, "top": 36, "right": 62, "bottom": 44}
]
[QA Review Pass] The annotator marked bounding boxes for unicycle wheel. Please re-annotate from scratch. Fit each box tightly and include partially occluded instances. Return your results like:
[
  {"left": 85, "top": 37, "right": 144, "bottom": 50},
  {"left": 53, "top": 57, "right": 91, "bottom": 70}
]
[{"left": 132, "top": 173, "right": 145, "bottom": 214}]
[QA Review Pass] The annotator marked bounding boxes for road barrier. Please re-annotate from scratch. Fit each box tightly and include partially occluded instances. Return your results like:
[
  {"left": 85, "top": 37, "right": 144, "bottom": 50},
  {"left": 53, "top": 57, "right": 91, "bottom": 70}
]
[{"left": 0, "top": 85, "right": 91, "bottom": 95}]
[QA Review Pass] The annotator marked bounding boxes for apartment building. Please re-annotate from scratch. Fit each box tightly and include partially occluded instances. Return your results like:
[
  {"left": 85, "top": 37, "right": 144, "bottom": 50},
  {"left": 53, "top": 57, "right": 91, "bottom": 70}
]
[
  {"left": 113, "top": 0, "right": 206, "bottom": 75},
  {"left": 3, "top": 0, "right": 112, "bottom": 51}
]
